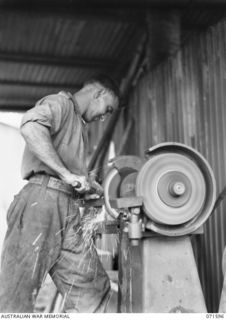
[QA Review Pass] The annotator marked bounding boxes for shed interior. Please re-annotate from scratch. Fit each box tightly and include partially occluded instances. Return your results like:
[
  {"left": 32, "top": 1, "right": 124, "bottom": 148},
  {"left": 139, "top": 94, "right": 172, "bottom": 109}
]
[
  {"left": 1, "top": 0, "right": 226, "bottom": 313},
  {"left": 0, "top": 0, "right": 225, "bottom": 111}
]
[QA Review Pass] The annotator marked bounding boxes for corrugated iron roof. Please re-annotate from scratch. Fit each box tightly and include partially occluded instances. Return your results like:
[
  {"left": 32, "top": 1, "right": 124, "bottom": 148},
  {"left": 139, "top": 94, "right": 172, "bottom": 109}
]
[{"left": 0, "top": 1, "right": 225, "bottom": 110}]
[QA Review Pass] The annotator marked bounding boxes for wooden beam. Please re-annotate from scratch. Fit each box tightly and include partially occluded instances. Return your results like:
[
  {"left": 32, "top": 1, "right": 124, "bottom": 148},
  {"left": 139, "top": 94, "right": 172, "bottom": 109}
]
[
  {"left": 0, "top": 6, "right": 144, "bottom": 23},
  {"left": 0, "top": 52, "right": 115, "bottom": 69},
  {"left": 88, "top": 33, "right": 147, "bottom": 171},
  {"left": 0, "top": 81, "right": 81, "bottom": 110},
  {"left": 2, "top": 0, "right": 226, "bottom": 11},
  {"left": 117, "top": 118, "right": 134, "bottom": 155},
  {"left": 0, "top": 79, "right": 81, "bottom": 90},
  {"left": 0, "top": 0, "right": 225, "bottom": 11},
  {"left": 0, "top": 101, "right": 36, "bottom": 110}
]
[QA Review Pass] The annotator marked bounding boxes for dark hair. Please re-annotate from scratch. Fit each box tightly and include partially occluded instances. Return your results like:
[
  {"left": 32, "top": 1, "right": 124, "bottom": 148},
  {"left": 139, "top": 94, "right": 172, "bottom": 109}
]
[{"left": 84, "top": 74, "right": 120, "bottom": 101}]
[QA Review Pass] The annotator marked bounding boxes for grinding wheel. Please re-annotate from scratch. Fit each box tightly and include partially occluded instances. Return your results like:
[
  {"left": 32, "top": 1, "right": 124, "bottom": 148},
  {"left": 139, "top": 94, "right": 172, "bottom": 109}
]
[
  {"left": 139, "top": 142, "right": 216, "bottom": 236},
  {"left": 136, "top": 153, "right": 206, "bottom": 225}
]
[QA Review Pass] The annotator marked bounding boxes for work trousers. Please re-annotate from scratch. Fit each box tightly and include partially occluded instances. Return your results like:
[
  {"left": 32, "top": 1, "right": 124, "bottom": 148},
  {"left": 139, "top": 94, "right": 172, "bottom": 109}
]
[{"left": 0, "top": 176, "right": 112, "bottom": 312}]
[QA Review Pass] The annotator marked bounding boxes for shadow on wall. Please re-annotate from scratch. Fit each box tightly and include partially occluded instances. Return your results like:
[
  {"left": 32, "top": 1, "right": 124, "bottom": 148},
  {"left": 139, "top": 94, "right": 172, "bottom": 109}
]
[{"left": 0, "top": 123, "right": 25, "bottom": 255}]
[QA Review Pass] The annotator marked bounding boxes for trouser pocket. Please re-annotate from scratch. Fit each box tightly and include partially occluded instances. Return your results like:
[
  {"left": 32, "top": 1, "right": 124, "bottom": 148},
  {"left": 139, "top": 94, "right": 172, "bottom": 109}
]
[
  {"left": 6, "top": 194, "right": 26, "bottom": 232},
  {"left": 63, "top": 199, "right": 82, "bottom": 251}
]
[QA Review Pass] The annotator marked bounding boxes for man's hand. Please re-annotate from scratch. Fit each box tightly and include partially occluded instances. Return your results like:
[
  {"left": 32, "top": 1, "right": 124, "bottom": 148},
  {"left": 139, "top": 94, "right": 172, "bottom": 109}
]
[
  {"left": 89, "top": 180, "right": 103, "bottom": 196},
  {"left": 60, "top": 171, "right": 104, "bottom": 196},
  {"left": 83, "top": 180, "right": 103, "bottom": 200},
  {"left": 61, "top": 171, "right": 91, "bottom": 193}
]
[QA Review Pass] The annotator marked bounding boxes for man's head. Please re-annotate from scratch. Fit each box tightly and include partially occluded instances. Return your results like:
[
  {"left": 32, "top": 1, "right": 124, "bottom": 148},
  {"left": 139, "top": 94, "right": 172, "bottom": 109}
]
[{"left": 76, "top": 74, "right": 120, "bottom": 123}]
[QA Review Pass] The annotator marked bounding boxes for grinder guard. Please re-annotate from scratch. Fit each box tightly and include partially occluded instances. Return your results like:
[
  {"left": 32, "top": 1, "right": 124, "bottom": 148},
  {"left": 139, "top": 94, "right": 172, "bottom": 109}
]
[{"left": 104, "top": 142, "right": 216, "bottom": 237}]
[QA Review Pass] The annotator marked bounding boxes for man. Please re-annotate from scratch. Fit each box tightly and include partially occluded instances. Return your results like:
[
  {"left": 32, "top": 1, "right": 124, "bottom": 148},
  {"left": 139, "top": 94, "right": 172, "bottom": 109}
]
[{"left": 0, "top": 75, "right": 120, "bottom": 312}]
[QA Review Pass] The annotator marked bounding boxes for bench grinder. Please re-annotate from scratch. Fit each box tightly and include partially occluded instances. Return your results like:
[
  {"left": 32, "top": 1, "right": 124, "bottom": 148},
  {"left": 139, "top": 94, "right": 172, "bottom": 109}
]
[{"left": 103, "top": 142, "right": 216, "bottom": 313}]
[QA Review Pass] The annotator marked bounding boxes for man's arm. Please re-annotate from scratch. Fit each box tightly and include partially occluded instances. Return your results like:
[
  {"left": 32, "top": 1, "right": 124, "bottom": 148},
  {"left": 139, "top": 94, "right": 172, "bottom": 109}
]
[{"left": 20, "top": 121, "right": 90, "bottom": 192}]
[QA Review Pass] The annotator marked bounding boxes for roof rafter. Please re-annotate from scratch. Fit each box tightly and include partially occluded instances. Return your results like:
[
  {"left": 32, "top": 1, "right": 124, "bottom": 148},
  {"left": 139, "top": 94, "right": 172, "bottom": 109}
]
[
  {"left": 0, "top": 79, "right": 81, "bottom": 90},
  {"left": 0, "top": 51, "right": 115, "bottom": 69},
  {"left": 0, "top": 6, "right": 144, "bottom": 23},
  {"left": 0, "top": 100, "right": 39, "bottom": 110},
  {"left": 1, "top": 0, "right": 226, "bottom": 12}
]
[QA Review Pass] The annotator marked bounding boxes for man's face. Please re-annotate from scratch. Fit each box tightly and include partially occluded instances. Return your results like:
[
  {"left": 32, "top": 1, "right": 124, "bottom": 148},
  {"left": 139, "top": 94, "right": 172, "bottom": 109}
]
[{"left": 83, "top": 89, "right": 119, "bottom": 123}]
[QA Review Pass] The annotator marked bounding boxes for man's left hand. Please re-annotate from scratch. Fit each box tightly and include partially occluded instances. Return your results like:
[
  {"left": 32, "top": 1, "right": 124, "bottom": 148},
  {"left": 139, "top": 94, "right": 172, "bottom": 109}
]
[{"left": 84, "top": 193, "right": 101, "bottom": 200}]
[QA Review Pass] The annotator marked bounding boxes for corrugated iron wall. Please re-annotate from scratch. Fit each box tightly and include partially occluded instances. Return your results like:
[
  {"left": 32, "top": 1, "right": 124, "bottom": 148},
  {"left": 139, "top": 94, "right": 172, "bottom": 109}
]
[{"left": 113, "top": 19, "right": 226, "bottom": 312}]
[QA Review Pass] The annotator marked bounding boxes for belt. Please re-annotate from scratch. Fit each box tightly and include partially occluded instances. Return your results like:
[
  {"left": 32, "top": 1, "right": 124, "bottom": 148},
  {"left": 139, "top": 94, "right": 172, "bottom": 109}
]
[{"left": 29, "top": 174, "right": 81, "bottom": 198}]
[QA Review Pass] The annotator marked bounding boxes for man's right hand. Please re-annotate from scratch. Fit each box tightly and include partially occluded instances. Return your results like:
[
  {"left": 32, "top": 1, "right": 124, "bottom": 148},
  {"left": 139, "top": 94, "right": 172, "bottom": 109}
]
[{"left": 60, "top": 171, "right": 91, "bottom": 193}]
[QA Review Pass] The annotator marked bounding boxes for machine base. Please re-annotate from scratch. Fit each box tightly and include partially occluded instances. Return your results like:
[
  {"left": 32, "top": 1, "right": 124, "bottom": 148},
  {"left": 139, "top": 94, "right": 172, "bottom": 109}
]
[{"left": 118, "top": 233, "right": 207, "bottom": 313}]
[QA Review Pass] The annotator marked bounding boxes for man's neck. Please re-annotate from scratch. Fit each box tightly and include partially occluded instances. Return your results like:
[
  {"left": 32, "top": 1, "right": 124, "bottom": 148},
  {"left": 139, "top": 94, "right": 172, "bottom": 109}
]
[{"left": 73, "top": 88, "right": 92, "bottom": 116}]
